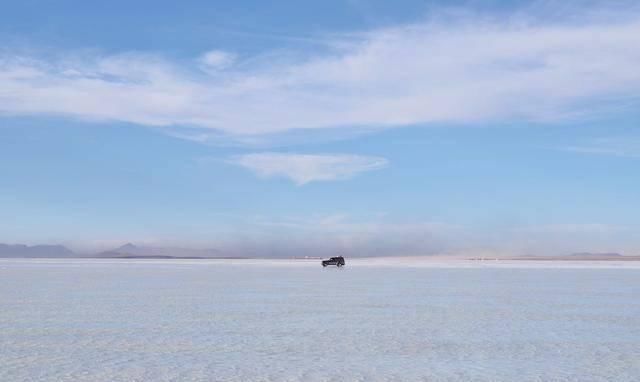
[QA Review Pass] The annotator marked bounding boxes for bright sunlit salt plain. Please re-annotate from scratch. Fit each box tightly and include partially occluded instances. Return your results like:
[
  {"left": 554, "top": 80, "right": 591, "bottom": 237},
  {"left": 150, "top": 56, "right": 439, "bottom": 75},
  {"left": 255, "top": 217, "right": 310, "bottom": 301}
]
[{"left": 1, "top": 258, "right": 639, "bottom": 381}]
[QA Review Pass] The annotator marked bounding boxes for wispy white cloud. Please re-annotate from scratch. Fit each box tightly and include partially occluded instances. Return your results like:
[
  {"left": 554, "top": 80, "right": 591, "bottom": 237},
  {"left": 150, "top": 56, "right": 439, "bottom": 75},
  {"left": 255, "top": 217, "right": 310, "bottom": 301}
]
[
  {"left": 516, "top": 223, "right": 630, "bottom": 235},
  {"left": 1, "top": 5, "right": 639, "bottom": 135},
  {"left": 198, "top": 50, "right": 236, "bottom": 71},
  {"left": 564, "top": 136, "right": 640, "bottom": 158},
  {"left": 228, "top": 153, "right": 388, "bottom": 185}
]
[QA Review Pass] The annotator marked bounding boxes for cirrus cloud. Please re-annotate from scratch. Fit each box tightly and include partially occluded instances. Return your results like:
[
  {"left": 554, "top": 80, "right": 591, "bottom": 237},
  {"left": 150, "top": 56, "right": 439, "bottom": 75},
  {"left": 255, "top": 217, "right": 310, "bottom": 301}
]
[
  {"left": 564, "top": 136, "right": 640, "bottom": 158},
  {"left": 198, "top": 50, "right": 236, "bottom": 71},
  {"left": 228, "top": 153, "right": 388, "bottom": 185},
  {"left": 0, "top": 5, "right": 639, "bottom": 136}
]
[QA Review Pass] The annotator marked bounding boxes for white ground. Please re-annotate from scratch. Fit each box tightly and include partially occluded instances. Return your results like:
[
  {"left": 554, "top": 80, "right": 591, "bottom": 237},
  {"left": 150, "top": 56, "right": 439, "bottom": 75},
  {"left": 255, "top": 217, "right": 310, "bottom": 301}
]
[{"left": 1, "top": 258, "right": 639, "bottom": 381}]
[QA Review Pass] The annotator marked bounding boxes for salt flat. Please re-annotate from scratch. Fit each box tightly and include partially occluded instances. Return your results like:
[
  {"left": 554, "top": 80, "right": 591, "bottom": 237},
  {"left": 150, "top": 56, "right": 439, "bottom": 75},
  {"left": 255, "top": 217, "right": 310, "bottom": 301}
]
[{"left": 1, "top": 258, "right": 639, "bottom": 381}]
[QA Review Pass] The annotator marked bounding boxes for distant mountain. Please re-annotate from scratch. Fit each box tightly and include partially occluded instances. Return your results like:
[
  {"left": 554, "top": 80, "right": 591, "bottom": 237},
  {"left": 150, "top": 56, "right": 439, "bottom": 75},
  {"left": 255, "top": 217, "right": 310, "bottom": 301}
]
[
  {"left": 116, "top": 243, "right": 138, "bottom": 252},
  {"left": 0, "top": 243, "right": 76, "bottom": 258},
  {"left": 96, "top": 243, "right": 220, "bottom": 258},
  {"left": 569, "top": 252, "right": 623, "bottom": 258}
]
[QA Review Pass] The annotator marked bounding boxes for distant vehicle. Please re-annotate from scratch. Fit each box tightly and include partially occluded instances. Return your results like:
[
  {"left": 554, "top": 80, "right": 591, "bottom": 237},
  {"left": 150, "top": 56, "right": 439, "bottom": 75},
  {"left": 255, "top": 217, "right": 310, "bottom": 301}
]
[{"left": 322, "top": 256, "right": 345, "bottom": 267}]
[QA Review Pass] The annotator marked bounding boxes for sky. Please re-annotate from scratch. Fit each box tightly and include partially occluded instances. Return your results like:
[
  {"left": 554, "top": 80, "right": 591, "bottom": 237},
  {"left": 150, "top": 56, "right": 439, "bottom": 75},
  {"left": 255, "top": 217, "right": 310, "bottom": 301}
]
[{"left": 1, "top": 0, "right": 639, "bottom": 256}]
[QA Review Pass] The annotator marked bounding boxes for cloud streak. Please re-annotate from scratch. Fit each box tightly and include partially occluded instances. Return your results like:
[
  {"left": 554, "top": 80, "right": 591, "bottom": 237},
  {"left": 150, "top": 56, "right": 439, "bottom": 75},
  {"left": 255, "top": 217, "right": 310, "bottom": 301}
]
[
  {"left": 564, "top": 136, "right": 640, "bottom": 158},
  {"left": 1, "top": 5, "right": 639, "bottom": 136},
  {"left": 228, "top": 153, "right": 388, "bottom": 185},
  {"left": 198, "top": 50, "right": 237, "bottom": 71}
]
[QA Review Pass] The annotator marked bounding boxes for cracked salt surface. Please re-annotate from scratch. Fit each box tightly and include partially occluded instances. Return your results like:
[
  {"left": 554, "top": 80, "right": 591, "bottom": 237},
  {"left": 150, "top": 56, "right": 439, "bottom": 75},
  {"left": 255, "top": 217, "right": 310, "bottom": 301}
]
[{"left": 1, "top": 258, "right": 639, "bottom": 381}]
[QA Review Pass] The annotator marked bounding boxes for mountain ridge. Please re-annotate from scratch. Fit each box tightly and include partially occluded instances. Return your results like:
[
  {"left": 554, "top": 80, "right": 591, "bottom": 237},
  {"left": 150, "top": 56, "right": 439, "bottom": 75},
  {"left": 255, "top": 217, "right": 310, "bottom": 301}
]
[
  {"left": 96, "top": 243, "right": 221, "bottom": 258},
  {"left": 0, "top": 243, "right": 76, "bottom": 258}
]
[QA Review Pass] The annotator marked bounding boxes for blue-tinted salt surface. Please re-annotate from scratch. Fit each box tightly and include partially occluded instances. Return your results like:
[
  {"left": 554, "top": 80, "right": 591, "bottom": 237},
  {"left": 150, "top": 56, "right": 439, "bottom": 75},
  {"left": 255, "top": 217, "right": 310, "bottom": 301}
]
[{"left": 1, "top": 259, "right": 639, "bottom": 381}]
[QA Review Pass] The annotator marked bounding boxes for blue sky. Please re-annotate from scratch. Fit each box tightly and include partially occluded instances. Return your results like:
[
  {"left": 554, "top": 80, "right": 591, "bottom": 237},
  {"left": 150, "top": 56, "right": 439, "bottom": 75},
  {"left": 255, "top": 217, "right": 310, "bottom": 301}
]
[{"left": 1, "top": 0, "right": 639, "bottom": 256}]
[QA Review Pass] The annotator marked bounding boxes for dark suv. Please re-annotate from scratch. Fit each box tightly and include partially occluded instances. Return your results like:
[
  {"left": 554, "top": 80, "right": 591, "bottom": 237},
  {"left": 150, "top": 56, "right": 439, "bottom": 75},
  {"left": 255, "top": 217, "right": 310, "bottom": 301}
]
[{"left": 322, "top": 256, "right": 345, "bottom": 267}]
